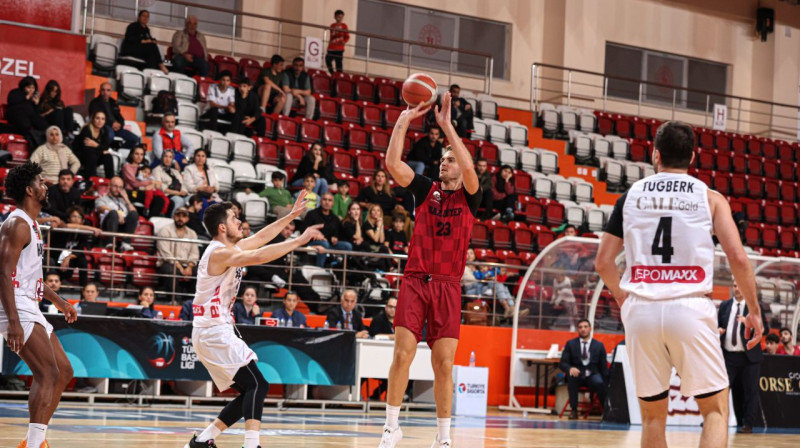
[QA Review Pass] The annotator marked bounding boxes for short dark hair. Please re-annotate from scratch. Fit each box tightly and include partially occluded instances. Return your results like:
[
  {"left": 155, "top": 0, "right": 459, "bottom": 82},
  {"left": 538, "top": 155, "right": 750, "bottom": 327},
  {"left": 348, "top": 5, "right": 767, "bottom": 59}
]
[
  {"left": 335, "top": 9, "right": 344, "bottom": 16},
  {"left": 237, "top": 77, "right": 251, "bottom": 86},
  {"left": 476, "top": 157, "right": 487, "bottom": 164},
  {"left": 428, "top": 126, "right": 441, "bottom": 135},
  {"left": 564, "top": 224, "right": 577, "bottom": 232},
  {"left": 577, "top": 318, "right": 591, "bottom": 327},
  {"left": 449, "top": 84, "right": 460, "bottom": 91},
  {"left": 270, "top": 54, "right": 284, "bottom": 66},
  {"left": 293, "top": 57, "right": 304, "bottom": 64},
  {"left": 65, "top": 205, "right": 85, "bottom": 219},
  {"left": 203, "top": 202, "right": 234, "bottom": 237},
  {"left": 231, "top": 199, "right": 242, "bottom": 211},
  {"left": 58, "top": 169, "right": 74, "bottom": 178},
  {"left": 766, "top": 333, "right": 780, "bottom": 343},
  {"left": 271, "top": 171, "right": 286, "bottom": 181},
  {"left": 18, "top": 76, "right": 38, "bottom": 92},
  {"left": 304, "top": 174, "right": 316, "bottom": 182},
  {"left": 137, "top": 9, "right": 149, "bottom": 18},
  {"left": 45, "top": 271, "right": 61, "bottom": 280},
  {"left": 188, "top": 194, "right": 203, "bottom": 206},
  {"left": 5, "top": 162, "right": 43, "bottom": 204},
  {"left": 654, "top": 121, "right": 695, "bottom": 169},
  {"left": 780, "top": 327, "right": 792, "bottom": 335},
  {"left": 218, "top": 70, "right": 233, "bottom": 80}
]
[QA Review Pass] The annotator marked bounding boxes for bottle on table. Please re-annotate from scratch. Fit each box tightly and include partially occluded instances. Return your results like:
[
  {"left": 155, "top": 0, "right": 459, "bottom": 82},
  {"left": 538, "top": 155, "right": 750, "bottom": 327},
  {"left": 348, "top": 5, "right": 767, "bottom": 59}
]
[
  {"left": 469, "top": 351, "right": 476, "bottom": 367},
  {"left": 156, "top": 310, "right": 164, "bottom": 320}
]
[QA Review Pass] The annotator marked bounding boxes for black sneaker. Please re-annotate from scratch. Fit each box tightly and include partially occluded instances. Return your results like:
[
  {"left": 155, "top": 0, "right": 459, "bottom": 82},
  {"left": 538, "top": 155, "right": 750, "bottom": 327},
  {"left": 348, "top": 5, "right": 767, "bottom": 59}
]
[{"left": 184, "top": 433, "right": 218, "bottom": 448}]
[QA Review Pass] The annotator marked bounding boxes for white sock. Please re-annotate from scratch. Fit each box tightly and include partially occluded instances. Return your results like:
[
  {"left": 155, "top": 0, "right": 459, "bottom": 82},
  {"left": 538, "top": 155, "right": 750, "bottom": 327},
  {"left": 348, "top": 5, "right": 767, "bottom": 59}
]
[
  {"left": 196, "top": 423, "right": 221, "bottom": 442},
  {"left": 244, "top": 429, "right": 260, "bottom": 448},
  {"left": 26, "top": 423, "right": 47, "bottom": 448},
  {"left": 437, "top": 418, "right": 451, "bottom": 442},
  {"left": 385, "top": 404, "right": 401, "bottom": 429}
]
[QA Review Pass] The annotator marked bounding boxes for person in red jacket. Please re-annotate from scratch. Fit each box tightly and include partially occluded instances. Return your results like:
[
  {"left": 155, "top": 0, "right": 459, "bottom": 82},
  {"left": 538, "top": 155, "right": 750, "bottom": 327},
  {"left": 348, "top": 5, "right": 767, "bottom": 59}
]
[{"left": 326, "top": 10, "right": 349, "bottom": 74}]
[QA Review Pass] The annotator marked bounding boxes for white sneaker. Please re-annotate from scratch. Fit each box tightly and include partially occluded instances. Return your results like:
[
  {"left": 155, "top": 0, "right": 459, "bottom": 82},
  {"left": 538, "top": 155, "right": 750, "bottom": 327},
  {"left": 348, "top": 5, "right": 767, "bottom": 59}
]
[
  {"left": 378, "top": 425, "right": 403, "bottom": 448},
  {"left": 431, "top": 434, "right": 452, "bottom": 448},
  {"left": 119, "top": 242, "right": 135, "bottom": 252}
]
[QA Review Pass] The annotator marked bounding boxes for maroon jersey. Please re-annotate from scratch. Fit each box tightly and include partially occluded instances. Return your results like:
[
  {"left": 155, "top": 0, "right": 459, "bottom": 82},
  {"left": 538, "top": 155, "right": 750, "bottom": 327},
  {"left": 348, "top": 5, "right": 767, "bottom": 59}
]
[{"left": 405, "top": 175, "right": 481, "bottom": 279}]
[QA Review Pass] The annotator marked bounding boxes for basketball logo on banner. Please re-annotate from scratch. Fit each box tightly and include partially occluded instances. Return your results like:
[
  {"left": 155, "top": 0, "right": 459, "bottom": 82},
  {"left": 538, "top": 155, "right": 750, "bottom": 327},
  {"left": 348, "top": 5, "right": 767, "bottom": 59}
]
[
  {"left": 419, "top": 24, "right": 442, "bottom": 55},
  {"left": 305, "top": 37, "right": 323, "bottom": 69}
]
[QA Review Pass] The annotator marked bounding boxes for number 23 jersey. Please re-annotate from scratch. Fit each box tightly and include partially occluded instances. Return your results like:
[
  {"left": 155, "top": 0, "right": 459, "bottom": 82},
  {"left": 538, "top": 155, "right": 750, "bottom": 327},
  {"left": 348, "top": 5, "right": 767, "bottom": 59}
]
[
  {"left": 192, "top": 240, "right": 243, "bottom": 328},
  {"left": 605, "top": 172, "right": 714, "bottom": 300}
]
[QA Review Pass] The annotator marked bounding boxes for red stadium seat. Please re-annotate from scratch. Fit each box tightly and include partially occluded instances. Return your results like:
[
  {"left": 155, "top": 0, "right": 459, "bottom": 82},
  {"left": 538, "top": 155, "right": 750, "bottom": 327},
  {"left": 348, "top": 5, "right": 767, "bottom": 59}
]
[
  {"left": 323, "top": 122, "right": 346, "bottom": 147},
  {"left": 716, "top": 132, "right": 732, "bottom": 151},
  {"left": 746, "top": 136, "right": 762, "bottom": 156},
  {"left": 340, "top": 99, "right": 362, "bottom": 124},
  {"left": 746, "top": 156, "right": 762, "bottom": 176},
  {"left": 731, "top": 135, "right": 746, "bottom": 155},
  {"left": 361, "top": 102, "right": 383, "bottom": 127},
  {"left": 354, "top": 76, "right": 375, "bottom": 102},
  {"left": 779, "top": 227, "right": 797, "bottom": 251},
  {"left": 780, "top": 203, "right": 798, "bottom": 226},
  {"left": 712, "top": 173, "right": 731, "bottom": 195},
  {"left": 238, "top": 57, "right": 262, "bottom": 83},
  {"left": 696, "top": 149, "right": 715, "bottom": 171},
  {"left": 777, "top": 142, "right": 794, "bottom": 163},
  {"left": 530, "top": 225, "right": 556, "bottom": 251},
  {"left": 370, "top": 126, "right": 391, "bottom": 152},
  {"left": 730, "top": 174, "right": 748, "bottom": 197},
  {"left": 517, "top": 195, "right": 543, "bottom": 224},
  {"left": 384, "top": 105, "right": 404, "bottom": 128},
  {"left": 331, "top": 149, "right": 355, "bottom": 175},
  {"left": 731, "top": 154, "right": 747, "bottom": 174},
  {"left": 762, "top": 225, "right": 779, "bottom": 249},
  {"left": 355, "top": 151, "right": 380, "bottom": 176},
  {"left": 762, "top": 140, "right": 777, "bottom": 160},
  {"left": 347, "top": 124, "right": 370, "bottom": 150},
  {"left": 333, "top": 76, "right": 355, "bottom": 99},
  {"left": 255, "top": 137, "right": 280, "bottom": 165},
  {"left": 213, "top": 55, "right": 238, "bottom": 77},
  {"left": 283, "top": 141, "right": 309, "bottom": 168},
  {"left": 544, "top": 201, "right": 565, "bottom": 226},
  {"left": 779, "top": 162, "right": 796, "bottom": 182},
  {"left": 744, "top": 226, "right": 761, "bottom": 248},
  {"left": 746, "top": 176, "right": 764, "bottom": 199},
  {"left": 630, "top": 140, "right": 650, "bottom": 163},
  {"left": 311, "top": 72, "right": 332, "bottom": 95},
  {"left": 1, "top": 135, "right": 29, "bottom": 164},
  {"left": 744, "top": 200, "right": 762, "bottom": 223},
  {"left": 477, "top": 141, "right": 499, "bottom": 165},
  {"left": 509, "top": 222, "right": 535, "bottom": 252},
  {"left": 132, "top": 219, "right": 155, "bottom": 252},
  {"left": 316, "top": 94, "right": 339, "bottom": 121},
  {"left": 471, "top": 221, "right": 490, "bottom": 248},
  {"left": 763, "top": 160, "right": 779, "bottom": 179},
  {"left": 781, "top": 182, "right": 798, "bottom": 202},
  {"left": 615, "top": 114, "right": 633, "bottom": 138},
  {"left": 299, "top": 118, "right": 323, "bottom": 144},
  {"left": 489, "top": 220, "right": 512, "bottom": 250},
  {"left": 277, "top": 116, "right": 299, "bottom": 140},
  {"left": 261, "top": 113, "right": 276, "bottom": 139},
  {"left": 512, "top": 170, "right": 533, "bottom": 195},
  {"left": 375, "top": 78, "right": 399, "bottom": 105},
  {"left": 716, "top": 152, "right": 732, "bottom": 172},
  {"left": 764, "top": 179, "right": 781, "bottom": 200},
  {"left": 632, "top": 117, "right": 649, "bottom": 140}
]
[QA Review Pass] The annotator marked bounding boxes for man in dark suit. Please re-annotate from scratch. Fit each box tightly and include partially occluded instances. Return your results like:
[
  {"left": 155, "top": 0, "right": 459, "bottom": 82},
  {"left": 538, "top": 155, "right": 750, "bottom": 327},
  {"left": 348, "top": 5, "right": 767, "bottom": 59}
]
[
  {"left": 718, "top": 282, "right": 770, "bottom": 433},
  {"left": 326, "top": 289, "right": 369, "bottom": 338},
  {"left": 559, "top": 319, "right": 609, "bottom": 419}
]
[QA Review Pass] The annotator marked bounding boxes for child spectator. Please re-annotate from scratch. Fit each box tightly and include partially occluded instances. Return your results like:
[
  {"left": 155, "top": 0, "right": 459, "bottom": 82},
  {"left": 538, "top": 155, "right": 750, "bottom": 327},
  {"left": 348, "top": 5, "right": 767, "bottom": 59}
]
[
  {"left": 259, "top": 171, "right": 293, "bottom": 218},
  {"left": 332, "top": 180, "right": 352, "bottom": 219},
  {"left": 294, "top": 174, "right": 319, "bottom": 217},
  {"left": 385, "top": 213, "right": 408, "bottom": 271}
]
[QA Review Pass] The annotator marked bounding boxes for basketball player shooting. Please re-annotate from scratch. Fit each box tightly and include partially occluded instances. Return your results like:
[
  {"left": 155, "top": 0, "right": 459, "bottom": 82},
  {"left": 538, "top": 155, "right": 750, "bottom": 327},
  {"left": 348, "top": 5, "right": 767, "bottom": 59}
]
[
  {"left": 185, "top": 191, "right": 323, "bottom": 448},
  {"left": 378, "top": 92, "right": 481, "bottom": 448},
  {"left": 595, "top": 121, "right": 764, "bottom": 448},
  {"left": 0, "top": 162, "right": 76, "bottom": 448}
]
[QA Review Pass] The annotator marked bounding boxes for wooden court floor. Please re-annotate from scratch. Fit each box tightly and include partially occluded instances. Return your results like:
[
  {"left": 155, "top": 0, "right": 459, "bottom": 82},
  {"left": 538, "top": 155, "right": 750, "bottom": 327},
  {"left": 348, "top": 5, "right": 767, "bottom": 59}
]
[{"left": 0, "top": 402, "right": 797, "bottom": 448}]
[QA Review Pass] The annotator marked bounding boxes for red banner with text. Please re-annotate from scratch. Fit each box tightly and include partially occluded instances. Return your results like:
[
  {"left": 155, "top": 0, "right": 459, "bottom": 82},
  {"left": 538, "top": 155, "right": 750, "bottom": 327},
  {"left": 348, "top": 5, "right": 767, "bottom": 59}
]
[{"left": 0, "top": 0, "right": 73, "bottom": 31}]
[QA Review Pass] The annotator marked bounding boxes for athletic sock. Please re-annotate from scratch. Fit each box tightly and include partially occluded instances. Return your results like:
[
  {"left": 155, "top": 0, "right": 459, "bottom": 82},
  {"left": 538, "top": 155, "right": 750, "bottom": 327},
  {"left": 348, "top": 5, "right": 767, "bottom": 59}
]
[
  {"left": 385, "top": 404, "right": 401, "bottom": 429},
  {"left": 196, "top": 423, "right": 222, "bottom": 443},
  {"left": 244, "top": 429, "right": 260, "bottom": 448},
  {"left": 26, "top": 423, "right": 47, "bottom": 448},
  {"left": 437, "top": 418, "right": 451, "bottom": 442}
]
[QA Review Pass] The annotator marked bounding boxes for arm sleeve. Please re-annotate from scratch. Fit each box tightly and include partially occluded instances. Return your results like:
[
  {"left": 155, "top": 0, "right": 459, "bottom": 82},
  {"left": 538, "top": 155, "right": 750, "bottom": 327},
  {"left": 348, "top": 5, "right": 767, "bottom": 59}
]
[
  {"left": 603, "top": 192, "right": 628, "bottom": 238},
  {"left": 67, "top": 149, "right": 81, "bottom": 174},
  {"left": 181, "top": 135, "right": 196, "bottom": 159},
  {"left": 559, "top": 341, "right": 572, "bottom": 373},
  {"left": 182, "top": 167, "right": 200, "bottom": 193},
  {"left": 156, "top": 229, "right": 174, "bottom": 263},
  {"left": 121, "top": 164, "right": 149, "bottom": 189},
  {"left": 206, "top": 85, "right": 219, "bottom": 105},
  {"left": 151, "top": 133, "right": 163, "bottom": 160},
  {"left": 406, "top": 174, "right": 433, "bottom": 205},
  {"left": 465, "top": 186, "right": 482, "bottom": 217},
  {"left": 113, "top": 103, "right": 125, "bottom": 125}
]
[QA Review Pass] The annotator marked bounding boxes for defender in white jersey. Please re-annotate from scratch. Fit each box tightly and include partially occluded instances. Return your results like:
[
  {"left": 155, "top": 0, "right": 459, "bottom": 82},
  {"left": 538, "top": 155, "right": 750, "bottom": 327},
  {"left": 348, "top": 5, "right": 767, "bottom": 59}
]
[
  {"left": 596, "top": 122, "right": 763, "bottom": 448},
  {"left": 0, "top": 162, "right": 77, "bottom": 448},
  {"left": 185, "top": 193, "right": 323, "bottom": 448}
]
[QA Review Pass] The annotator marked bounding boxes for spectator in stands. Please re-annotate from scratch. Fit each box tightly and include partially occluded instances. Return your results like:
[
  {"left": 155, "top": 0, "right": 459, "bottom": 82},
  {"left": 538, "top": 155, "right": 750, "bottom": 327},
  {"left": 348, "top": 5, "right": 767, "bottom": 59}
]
[
  {"left": 562, "top": 224, "right": 578, "bottom": 237},
  {"left": 290, "top": 143, "right": 331, "bottom": 195},
  {"left": 183, "top": 148, "right": 221, "bottom": 202},
  {"left": 179, "top": 298, "right": 194, "bottom": 321},
  {"left": 80, "top": 282, "right": 100, "bottom": 303},
  {"left": 185, "top": 194, "right": 209, "bottom": 238},
  {"left": 258, "top": 171, "right": 293, "bottom": 219},
  {"left": 241, "top": 221, "right": 251, "bottom": 237},
  {"left": 281, "top": 57, "right": 316, "bottom": 119},
  {"left": 294, "top": 175, "right": 319, "bottom": 216},
  {"left": 138, "top": 286, "right": 158, "bottom": 318},
  {"left": 553, "top": 273, "right": 578, "bottom": 332},
  {"left": 462, "top": 248, "right": 520, "bottom": 318},
  {"left": 493, "top": 165, "right": 516, "bottom": 222},
  {"left": 89, "top": 82, "right": 140, "bottom": 150},
  {"left": 170, "top": 15, "right": 210, "bottom": 76},
  {"left": 120, "top": 10, "right": 169, "bottom": 74},
  {"left": 30, "top": 126, "right": 81, "bottom": 185},
  {"left": 385, "top": 213, "right": 408, "bottom": 271},
  {"left": 475, "top": 158, "right": 493, "bottom": 219},
  {"left": 95, "top": 175, "right": 139, "bottom": 251},
  {"left": 325, "top": 10, "right": 349, "bottom": 74},
  {"left": 6, "top": 76, "right": 48, "bottom": 147},
  {"left": 201, "top": 70, "right": 236, "bottom": 132},
  {"left": 305, "top": 192, "right": 352, "bottom": 267},
  {"left": 152, "top": 149, "right": 189, "bottom": 215},
  {"left": 255, "top": 54, "right": 287, "bottom": 114},
  {"left": 407, "top": 127, "right": 443, "bottom": 176},
  {"left": 363, "top": 204, "right": 394, "bottom": 271},
  {"left": 777, "top": 327, "right": 800, "bottom": 355},
  {"left": 230, "top": 199, "right": 243, "bottom": 219},
  {"left": 765, "top": 333, "right": 781, "bottom": 354},
  {"left": 156, "top": 206, "right": 199, "bottom": 300},
  {"left": 122, "top": 145, "right": 169, "bottom": 217},
  {"left": 272, "top": 291, "right": 308, "bottom": 327},
  {"left": 232, "top": 286, "right": 260, "bottom": 325},
  {"left": 74, "top": 110, "right": 114, "bottom": 178},
  {"left": 54, "top": 205, "right": 100, "bottom": 287},
  {"left": 449, "top": 84, "right": 474, "bottom": 137},
  {"left": 152, "top": 113, "right": 195, "bottom": 168},
  {"left": 326, "top": 289, "right": 368, "bottom": 337},
  {"left": 38, "top": 80, "right": 75, "bottom": 140},
  {"left": 231, "top": 77, "right": 267, "bottom": 137},
  {"left": 45, "top": 170, "right": 82, "bottom": 222},
  {"left": 340, "top": 202, "right": 369, "bottom": 252},
  {"left": 332, "top": 180, "right": 352, "bottom": 219},
  {"left": 559, "top": 319, "right": 609, "bottom": 420},
  {"left": 358, "top": 170, "right": 401, "bottom": 219},
  {"left": 369, "top": 297, "right": 396, "bottom": 339},
  {"left": 41, "top": 271, "right": 62, "bottom": 311}
]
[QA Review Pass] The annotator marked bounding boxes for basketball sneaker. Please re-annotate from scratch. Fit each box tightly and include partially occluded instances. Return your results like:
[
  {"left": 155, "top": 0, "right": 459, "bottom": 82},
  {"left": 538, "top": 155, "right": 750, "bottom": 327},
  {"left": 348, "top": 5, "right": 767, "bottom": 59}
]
[
  {"left": 377, "top": 425, "right": 403, "bottom": 448},
  {"left": 184, "top": 433, "right": 218, "bottom": 448},
  {"left": 16, "top": 440, "right": 49, "bottom": 448},
  {"left": 430, "top": 434, "right": 452, "bottom": 448}
]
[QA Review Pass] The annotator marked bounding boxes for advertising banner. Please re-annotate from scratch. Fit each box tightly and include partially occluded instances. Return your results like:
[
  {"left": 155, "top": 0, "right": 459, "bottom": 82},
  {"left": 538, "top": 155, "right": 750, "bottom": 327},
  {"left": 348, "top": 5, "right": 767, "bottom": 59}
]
[
  {"left": 759, "top": 354, "right": 800, "bottom": 428},
  {"left": 452, "top": 365, "right": 488, "bottom": 417}
]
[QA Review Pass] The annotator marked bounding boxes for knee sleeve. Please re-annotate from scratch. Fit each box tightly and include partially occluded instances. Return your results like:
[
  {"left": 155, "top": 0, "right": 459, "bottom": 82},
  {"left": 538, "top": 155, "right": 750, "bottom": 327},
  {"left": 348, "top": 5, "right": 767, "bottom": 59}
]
[{"left": 232, "top": 360, "right": 269, "bottom": 421}]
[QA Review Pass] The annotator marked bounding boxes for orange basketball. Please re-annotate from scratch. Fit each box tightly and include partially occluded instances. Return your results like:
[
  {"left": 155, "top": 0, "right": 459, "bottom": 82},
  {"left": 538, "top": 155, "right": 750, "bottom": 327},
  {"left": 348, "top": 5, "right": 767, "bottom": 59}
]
[{"left": 402, "top": 73, "right": 438, "bottom": 107}]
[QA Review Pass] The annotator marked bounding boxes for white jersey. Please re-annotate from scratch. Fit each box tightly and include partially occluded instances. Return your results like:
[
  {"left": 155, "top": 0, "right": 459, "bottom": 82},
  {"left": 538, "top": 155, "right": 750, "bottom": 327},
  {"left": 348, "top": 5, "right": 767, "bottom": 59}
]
[
  {"left": 8, "top": 209, "right": 45, "bottom": 305},
  {"left": 610, "top": 172, "right": 714, "bottom": 300},
  {"left": 192, "top": 240, "right": 243, "bottom": 328}
]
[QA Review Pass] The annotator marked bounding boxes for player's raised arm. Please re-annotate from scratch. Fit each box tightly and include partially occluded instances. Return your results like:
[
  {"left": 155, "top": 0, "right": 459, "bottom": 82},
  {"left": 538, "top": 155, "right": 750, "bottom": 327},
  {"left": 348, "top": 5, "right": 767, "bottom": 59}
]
[
  {"left": 435, "top": 92, "right": 478, "bottom": 194},
  {"left": 0, "top": 218, "right": 31, "bottom": 352},
  {"left": 209, "top": 224, "right": 324, "bottom": 272},
  {"left": 237, "top": 190, "right": 310, "bottom": 251},
  {"left": 386, "top": 103, "right": 430, "bottom": 188}
]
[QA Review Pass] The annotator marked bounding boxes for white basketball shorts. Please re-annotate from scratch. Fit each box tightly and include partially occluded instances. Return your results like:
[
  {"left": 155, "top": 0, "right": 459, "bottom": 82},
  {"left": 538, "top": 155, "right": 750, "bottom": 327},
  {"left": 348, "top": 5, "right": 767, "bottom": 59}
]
[
  {"left": 621, "top": 295, "right": 729, "bottom": 398},
  {"left": 0, "top": 304, "right": 53, "bottom": 346},
  {"left": 192, "top": 324, "right": 258, "bottom": 391}
]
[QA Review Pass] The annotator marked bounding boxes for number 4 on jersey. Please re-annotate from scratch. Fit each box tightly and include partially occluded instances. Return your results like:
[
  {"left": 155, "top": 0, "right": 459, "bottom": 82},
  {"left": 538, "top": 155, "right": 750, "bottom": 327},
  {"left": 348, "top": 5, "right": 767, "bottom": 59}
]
[{"left": 651, "top": 217, "right": 674, "bottom": 264}]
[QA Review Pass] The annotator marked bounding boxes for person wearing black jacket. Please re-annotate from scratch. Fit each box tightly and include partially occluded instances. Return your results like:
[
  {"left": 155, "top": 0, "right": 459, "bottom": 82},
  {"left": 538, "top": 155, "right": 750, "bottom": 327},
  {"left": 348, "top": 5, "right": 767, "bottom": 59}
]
[
  {"left": 120, "top": 10, "right": 168, "bottom": 74},
  {"left": 559, "top": 319, "right": 609, "bottom": 419},
  {"left": 304, "top": 192, "right": 352, "bottom": 267},
  {"left": 326, "top": 289, "right": 368, "bottom": 337},
  {"left": 38, "top": 80, "right": 75, "bottom": 140},
  {"left": 290, "top": 143, "right": 331, "bottom": 195},
  {"left": 6, "top": 76, "right": 48, "bottom": 147},
  {"left": 718, "top": 283, "right": 770, "bottom": 433},
  {"left": 45, "top": 170, "right": 82, "bottom": 222},
  {"left": 88, "top": 82, "right": 140, "bottom": 149},
  {"left": 231, "top": 77, "right": 267, "bottom": 137},
  {"left": 406, "top": 127, "right": 443, "bottom": 176},
  {"left": 369, "top": 297, "right": 397, "bottom": 338},
  {"left": 73, "top": 110, "right": 114, "bottom": 178}
]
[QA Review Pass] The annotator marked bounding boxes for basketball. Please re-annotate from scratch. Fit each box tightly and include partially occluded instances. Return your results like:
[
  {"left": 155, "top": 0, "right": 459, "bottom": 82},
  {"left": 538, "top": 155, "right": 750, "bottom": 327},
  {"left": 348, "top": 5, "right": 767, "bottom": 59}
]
[{"left": 402, "top": 73, "right": 438, "bottom": 107}]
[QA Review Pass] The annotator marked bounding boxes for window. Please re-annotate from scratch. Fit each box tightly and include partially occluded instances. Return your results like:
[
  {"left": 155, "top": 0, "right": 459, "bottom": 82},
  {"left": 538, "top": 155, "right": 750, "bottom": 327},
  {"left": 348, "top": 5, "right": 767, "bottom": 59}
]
[{"left": 96, "top": 0, "right": 241, "bottom": 37}]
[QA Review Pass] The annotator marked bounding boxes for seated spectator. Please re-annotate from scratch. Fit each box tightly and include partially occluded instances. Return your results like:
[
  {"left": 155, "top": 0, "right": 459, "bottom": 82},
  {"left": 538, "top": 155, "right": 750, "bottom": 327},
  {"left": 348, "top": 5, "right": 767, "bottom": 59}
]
[
  {"left": 42, "top": 271, "right": 62, "bottom": 311},
  {"left": 6, "top": 76, "right": 48, "bottom": 147},
  {"left": 80, "top": 282, "right": 101, "bottom": 303},
  {"left": 449, "top": 84, "right": 474, "bottom": 137},
  {"left": 89, "top": 82, "right": 140, "bottom": 150},
  {"left": 232, "top": 286, "right": 260, "bottom": 325},
  {"left": 241, "top": 221, "right": 251, "bottom": 237},
  {"left": 122, "top": 145, "right": 169, "bottom": 217},
  {"left": 777, "top": 327, "right": 800, "bottom": 355},
  {"left": 385, "top": 213, "right": 409, "bottom": 271},
  {"left": 169, "top": 15, "right": 210, "bottom": 76},
  {"left": 53, "top": 205, "right": 101, "bottom": 287},
  {"left": 358, "top": 170, "right": 406, "bottom": 224},
  {"left": 492, "top": 164, "right": 516, "bottom": 222},
  {"left": 363, "top": 204, "right": 393, "bottom": 271},
  {"left": 293, "top": 175, "right": 319, "bottom": 216},
  {"left": 30, "top": 127, "right": 81, "bottom": 186},
  {"left": 156, "top": 207, "right": 199, "bottom": 301},
  {"left": 200, "top": 70, "right": 236, "bottom": 132},
  {"left": 38, "top": 80, "right": 75, "bottom": 140},
  {"left": 152, "top": 113, "right": 195, "bottom": 168},
  {"left": 152, "top": 150, "right": 189, "bottom": 215},
  {"left": 367, "top": 297, "right": 396, "bottom": 399},
  {"left": 120, "top": 10, "right": 168, "bottom": 74},
  {"left": 305, "top": 192, "right": 352, "bottom": 267},
  {"left": 185, "top": 194, "right": 209, "bottom": 238},
  {"left": 765, "top": 333, "right": 780, "bottom": 355},
  {"left": 462, "top": 248, "right": 519, "bottom": 318},
  {"left": 231, "top": 77, "right": 266, "bottom": 137},
  {"left": 45, "top": 169, "right": 82, "bottom": 222},
  {"left": 553, "top": 273, "right": 578, "bottom": 332},
  {"left": 281, "top": 57, "right": 316, "bottom": 119},
  {"left": 230, "top": 199, "right": 243, "bottom": 219},
  {"left": 95, "top": 176, "right": 139, "bottom": 251},
  {"left": 325, "top": 289, "right": 368, "bottom": 337},
  {"left": 138, "top": 286, "right": 158, "bottom": 318},
  {"left": 73, "top": 110, "right": 114, "bottom": 178},
  {"left": 290, "top": 143, "right": 331, "bottom": 195},
  {"left": 272, "top": 291, "right": 307, "bottom": 327},
  {"left": 559, "top": 319, "right": 608, "bottom": 420},
  {"left": 340, "top": 202, "right": 369, "bottom": 252},
  {"left": 406, "top": 127, "right": 443, "bottom": 176},
  {"left": 179, "top": 298, "right": 194, "bottom": 321},
  {"left": 258, "top": 171, "right": 293, "bottom": 219},
  {"left": 183, "top": 148, "right": 221, "bottom": 202},
  {"left": 475, "top": 158, "right": 493, "bottom": 219},
  {"left": 255, "top": 54, "right": 287, "bottom": 114},
  {"left": 332, "top": 180, "right": 352, "bottom": 219}
]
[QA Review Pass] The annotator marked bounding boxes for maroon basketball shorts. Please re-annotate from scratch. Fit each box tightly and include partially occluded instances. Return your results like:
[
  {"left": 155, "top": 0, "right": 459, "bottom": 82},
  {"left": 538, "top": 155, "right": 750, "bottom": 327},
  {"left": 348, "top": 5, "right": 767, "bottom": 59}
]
[{"left": 395, "top": 273, "right": 462, "bottom": 348}]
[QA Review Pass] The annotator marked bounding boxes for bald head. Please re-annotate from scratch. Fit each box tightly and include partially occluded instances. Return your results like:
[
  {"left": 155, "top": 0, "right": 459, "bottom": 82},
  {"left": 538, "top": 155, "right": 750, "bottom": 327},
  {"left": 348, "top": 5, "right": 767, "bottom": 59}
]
[
  {"left": 99, "top": 82, "right": 113, "bottom": 100},
  {"left": 341, "top": 289, "right": 357, "bottom": 312}
]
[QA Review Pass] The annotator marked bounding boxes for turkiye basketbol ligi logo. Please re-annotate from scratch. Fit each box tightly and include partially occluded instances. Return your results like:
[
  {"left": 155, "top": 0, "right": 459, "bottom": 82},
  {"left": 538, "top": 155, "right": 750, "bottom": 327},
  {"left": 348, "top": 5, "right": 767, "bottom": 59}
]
[
  {"left": 147, "top": 333, "right": 176, "bottom": 369},
  {"left": 458, "top": 383, "right": 467, "bottom": 393}
]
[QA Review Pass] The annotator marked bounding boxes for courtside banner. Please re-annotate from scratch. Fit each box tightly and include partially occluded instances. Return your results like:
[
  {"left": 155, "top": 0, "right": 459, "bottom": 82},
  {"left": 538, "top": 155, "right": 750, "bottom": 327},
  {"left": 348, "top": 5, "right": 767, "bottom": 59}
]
[
  {"left": 1, "top": 315, "right": 356, "bottom": 385},
  {"left": 759, "top": 354, "right": 800, "bottom": 428}
]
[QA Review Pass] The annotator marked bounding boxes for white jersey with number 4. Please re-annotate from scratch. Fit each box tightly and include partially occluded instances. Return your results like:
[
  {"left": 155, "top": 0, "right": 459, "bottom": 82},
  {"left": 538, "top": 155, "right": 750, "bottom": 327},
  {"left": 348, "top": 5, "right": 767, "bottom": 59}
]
[
  {"left": 192, "top": 240, "right": 243, "bottom": 328},
  {"left": 618, "top": 172, "right": 714, "bottom": 300}
]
